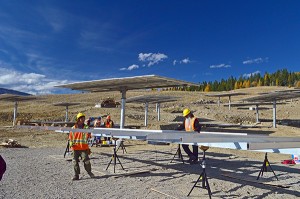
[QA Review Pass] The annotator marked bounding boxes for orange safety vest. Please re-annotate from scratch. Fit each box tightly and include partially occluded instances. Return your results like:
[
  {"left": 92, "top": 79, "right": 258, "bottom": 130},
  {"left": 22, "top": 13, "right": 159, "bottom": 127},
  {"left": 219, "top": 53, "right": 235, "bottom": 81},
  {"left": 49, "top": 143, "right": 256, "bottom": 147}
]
[
  {"left": 185, "top": 117, "right": 197, "bottom": 132},
  {"left": 69, "top": 124, "right": 90, "bottom": 150},
  {"left": 105, "top": 120, "right": 114, "bottom": 128}
]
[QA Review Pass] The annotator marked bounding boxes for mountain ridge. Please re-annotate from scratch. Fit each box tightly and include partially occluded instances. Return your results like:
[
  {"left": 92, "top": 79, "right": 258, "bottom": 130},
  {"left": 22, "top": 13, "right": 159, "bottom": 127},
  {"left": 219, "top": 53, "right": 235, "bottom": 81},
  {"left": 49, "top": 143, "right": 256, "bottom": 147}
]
[{"left": 0, "top": 88, "right": 31, "bottom": 96}]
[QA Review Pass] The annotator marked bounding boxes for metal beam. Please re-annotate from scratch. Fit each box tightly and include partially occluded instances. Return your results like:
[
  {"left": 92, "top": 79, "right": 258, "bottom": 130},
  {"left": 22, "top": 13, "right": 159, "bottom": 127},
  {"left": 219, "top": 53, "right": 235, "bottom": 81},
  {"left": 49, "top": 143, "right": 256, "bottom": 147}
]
[
  {"left": 248, "top": 142, "right": 300, "bottom": 150},
  {"left": 120, "top": 89, "right": 126, "bottom": 129},
  {"left": 144, "top": 102, "right": 148, "bottom": 127},
  {"left": 273, "top": 100, "right": 276, "bottom": 128},
  {"left": 255, "top": 104, "right": 259, "bottom": 123},
  {"left": 157, "top": 103, "right": 160, "bottom": 121},
  {"left": 13, "top": 101, "right": 18, "bottom": 126}
]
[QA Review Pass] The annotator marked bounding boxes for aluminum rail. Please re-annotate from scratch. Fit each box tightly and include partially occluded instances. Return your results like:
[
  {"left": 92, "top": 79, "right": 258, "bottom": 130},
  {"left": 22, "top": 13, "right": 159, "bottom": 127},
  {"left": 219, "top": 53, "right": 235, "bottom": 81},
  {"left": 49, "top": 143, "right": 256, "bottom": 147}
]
[{"left": 17, "top": 125, "right": 300, "bottom": 143}]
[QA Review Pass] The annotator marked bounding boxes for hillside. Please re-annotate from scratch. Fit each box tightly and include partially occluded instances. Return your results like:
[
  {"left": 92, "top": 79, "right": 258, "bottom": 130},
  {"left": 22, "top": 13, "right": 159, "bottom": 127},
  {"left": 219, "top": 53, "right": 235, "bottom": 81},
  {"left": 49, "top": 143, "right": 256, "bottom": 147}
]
[
  {"left": 0, "top": 86, "right": 299, "bottom": 136},
  {"left": 0, "top": 87, "right": 30, "bottom": 96}
]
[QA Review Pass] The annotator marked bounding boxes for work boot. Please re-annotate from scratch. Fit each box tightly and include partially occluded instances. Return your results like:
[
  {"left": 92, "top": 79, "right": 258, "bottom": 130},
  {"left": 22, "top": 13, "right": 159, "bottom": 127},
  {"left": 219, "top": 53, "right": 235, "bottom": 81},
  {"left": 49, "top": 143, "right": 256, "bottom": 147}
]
[
  {"left": 88, "top": 172, "right": 95, "bottom": 178},
  {"left": 72, "top": 175, "right": 79, "bottom": 181},
  {"left": 187, "top": 155, "right": 197, "bottom": 163},
  {"left": 190, "top": 159, "right": 199, "bottom": 165}
]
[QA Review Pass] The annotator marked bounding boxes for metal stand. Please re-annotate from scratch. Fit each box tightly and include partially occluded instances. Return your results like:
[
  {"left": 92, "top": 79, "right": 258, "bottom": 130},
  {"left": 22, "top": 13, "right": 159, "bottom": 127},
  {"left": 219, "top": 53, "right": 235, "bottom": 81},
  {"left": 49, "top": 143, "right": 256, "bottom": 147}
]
[
  {"left": 187, "top": 146, "right": 212, "bottom": 198},
  {"left": 257, "top": 152, "right": 278, "bottom": 180},
  {"left": 170, "top": 144, "right": 184, "bottom": 164},
  {"left": 116, "top": 140, "right": 127, "bottom": 154},
  {"left": 64, "top": 140, "right": 70, "bottom": 158},
  {"left": 106, "top": 137, "right": 124, "bottom": 173}
]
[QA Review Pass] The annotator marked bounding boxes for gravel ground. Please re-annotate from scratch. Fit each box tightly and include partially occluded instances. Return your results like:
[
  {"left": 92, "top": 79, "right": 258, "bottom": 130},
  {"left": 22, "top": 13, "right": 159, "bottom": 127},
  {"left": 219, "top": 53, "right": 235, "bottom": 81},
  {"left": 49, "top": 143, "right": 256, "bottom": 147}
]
[{"left": 1, "top": 144, "right": 300, "bottom": 199}]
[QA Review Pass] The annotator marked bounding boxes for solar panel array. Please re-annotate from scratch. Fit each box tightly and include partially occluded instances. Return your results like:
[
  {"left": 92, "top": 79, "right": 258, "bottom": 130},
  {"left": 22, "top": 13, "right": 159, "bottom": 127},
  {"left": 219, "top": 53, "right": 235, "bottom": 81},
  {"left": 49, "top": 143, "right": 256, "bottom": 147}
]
[
  {"left": 0, "top": 94, "right": 36, "bottom": 102},
  {"left": 53, "top": 102, "right": 80, "bottom": 107},
  {"left": 55, "top": 75, "right": 199, "bottom": 92},
  {"left": 204, "top": 92, "right": 246, "bottom": 97},
  {"left": 243, "top": 90, "right": 300, "bottom": 102},
  {"left": 126, "top": 95, "right": 179, "bottom": 104}
]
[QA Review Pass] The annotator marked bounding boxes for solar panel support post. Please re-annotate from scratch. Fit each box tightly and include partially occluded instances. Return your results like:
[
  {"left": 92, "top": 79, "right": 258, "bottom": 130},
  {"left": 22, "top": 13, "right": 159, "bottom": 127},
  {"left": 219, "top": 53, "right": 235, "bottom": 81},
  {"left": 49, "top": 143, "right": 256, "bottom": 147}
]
[
  {"left": 144, "top": 102, "right": 148, "bottom": 127},
  {"left": 255, "top": 105, "right": 259, "bottom": 123},
  {"left": 187, "top": 147, "right": 212, "bottom": 198},
  {"left": 120, "top": 89, "right": 126, "bottom": 129},
  {"left": 273, "top": 100, "right": 277, "bottom": 128},
  {"left": 65, "top": 105, "right": 69, "bottom": 122},
  {"left": 13, "top": 101, "right": 18, "bottom": 126},
  {"left": 157, "top": 103, "right": 160, "bottom": 121},
  {"left": 228, "top": 96, "right": 231, "bottom": 110}
]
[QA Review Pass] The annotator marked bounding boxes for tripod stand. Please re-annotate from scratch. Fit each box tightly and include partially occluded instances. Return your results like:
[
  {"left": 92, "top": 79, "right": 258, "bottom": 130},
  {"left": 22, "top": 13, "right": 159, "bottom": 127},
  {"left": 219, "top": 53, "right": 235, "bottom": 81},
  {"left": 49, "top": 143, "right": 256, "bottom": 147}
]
[
  {"left": 170, "top": 144, "right": 184, "bottom": 164},
  {"left": 187, "top": 146, "right": 212, "bottom": 198},
  {"left": 116, "top": 139, "right": 127, "bottom": 154},
  {"left": 257, "top": 152, "right": 278, "bottom": 180},
  {"left": 105, "top": 137, "right": 124, "bottom": 173},
  {"left": 64, "top": 140, "right": 70, "bottom": 158}
]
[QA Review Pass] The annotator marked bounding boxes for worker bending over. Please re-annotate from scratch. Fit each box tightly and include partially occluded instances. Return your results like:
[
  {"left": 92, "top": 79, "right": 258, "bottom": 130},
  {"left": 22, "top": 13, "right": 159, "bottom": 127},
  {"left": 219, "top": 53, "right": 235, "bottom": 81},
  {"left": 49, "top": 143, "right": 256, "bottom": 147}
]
[
  {"left": 177, "top": 108, "right": 201, "bottom": 164},
  {"left": 69, "top": 112, "right": 95, "bottom": 180}
]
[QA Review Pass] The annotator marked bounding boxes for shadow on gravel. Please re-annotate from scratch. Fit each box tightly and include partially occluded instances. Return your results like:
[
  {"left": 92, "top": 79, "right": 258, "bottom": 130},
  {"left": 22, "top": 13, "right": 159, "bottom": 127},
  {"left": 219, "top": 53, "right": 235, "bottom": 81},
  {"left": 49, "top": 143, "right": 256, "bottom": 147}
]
[{"left": 97, "top": 149, "right": 300, "bottom": 198}]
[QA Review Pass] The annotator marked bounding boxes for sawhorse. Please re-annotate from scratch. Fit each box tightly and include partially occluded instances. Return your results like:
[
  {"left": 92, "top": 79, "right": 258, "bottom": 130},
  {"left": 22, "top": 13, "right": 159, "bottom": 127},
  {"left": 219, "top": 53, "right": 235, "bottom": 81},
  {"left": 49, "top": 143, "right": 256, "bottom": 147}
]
[
  {"left": 187, "top": 146, "right": 212, "bottom": 198},
  {"left": 106, "top": 137, "right": 125, "bottom": 173},
  {"left": 257, "top": 152, "right": 278, "bottom": 180},
  {"left": 116, "top": 139, "right": 127, "bottom": 154},
  {"left": 170, "top": 144, "right": 184, "bottom": 164}
]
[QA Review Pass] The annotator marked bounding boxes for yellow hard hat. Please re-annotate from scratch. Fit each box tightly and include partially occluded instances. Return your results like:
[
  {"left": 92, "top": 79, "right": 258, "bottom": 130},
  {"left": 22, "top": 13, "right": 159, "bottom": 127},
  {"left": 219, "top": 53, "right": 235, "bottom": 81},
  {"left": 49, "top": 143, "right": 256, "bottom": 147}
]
[
  {"left": 183, "top": 108, "right": 191, "bottom": 117},
  {"left": 76, "top": 112, "right": 85, "bottom": 120}
]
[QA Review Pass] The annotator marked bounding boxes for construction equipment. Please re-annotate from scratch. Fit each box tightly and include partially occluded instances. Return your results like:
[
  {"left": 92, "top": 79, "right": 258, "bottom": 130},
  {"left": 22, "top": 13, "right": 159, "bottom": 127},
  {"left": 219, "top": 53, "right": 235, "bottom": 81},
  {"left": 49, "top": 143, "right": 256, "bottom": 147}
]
[{"left": 101, "top": 98, "right": 120, "bottom": 108}]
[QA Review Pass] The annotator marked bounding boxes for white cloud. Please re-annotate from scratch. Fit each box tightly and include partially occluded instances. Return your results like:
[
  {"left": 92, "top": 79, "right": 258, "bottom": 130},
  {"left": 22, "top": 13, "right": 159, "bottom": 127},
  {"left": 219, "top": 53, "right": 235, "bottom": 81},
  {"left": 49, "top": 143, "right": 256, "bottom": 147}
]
[
  {"left": 0, "top": 67, "right": 69, "bottom": 95},
  {"left": 209, "top": 64, "right": 231, "bottom": 68},
  {"left": 119, "top": 64, "right": 139, "bottom": 71},
  {"left": 173, "top": 58, "right": 191, "bottom": 65},
  {"left": 243, "top": 57, "right": 269, "bottom": 64},
  {"left": 180, "top": 58, "right": 190, "bottom": 64},
  {"left": 138, "top": 53, "right": 168, "bottom": 66},
  {"left": 243, "top": 71, "right": 261, "bottom": 78}
]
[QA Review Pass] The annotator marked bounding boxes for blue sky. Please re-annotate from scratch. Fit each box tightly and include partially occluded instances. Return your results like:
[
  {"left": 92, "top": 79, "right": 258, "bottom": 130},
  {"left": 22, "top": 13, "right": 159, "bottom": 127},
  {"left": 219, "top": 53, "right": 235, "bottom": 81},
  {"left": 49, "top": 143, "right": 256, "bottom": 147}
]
[{"left": 0, "top": 1, "right": 299, "bottom": 95}]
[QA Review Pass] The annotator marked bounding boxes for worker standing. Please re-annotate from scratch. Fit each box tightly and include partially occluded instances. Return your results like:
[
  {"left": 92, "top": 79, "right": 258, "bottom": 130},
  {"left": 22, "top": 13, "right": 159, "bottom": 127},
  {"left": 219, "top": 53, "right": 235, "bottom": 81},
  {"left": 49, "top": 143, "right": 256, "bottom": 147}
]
[
  {"left": 177, "top": 108, "right": 201, "bottom": 164},
  {"left": 93, "top": 116, "right": 102, "bottom": 145},
  {"left": 104, "top": 115, "right": 114, "bottom": 128},
  {"left": 69, "top": 112, "right": 95, "bottom": 180},
  {"left": 104, "top": 115, "right": 114, "bottom": 143},
  {"left": 94, "top": 116, "right": 102, "bottom": 127}
]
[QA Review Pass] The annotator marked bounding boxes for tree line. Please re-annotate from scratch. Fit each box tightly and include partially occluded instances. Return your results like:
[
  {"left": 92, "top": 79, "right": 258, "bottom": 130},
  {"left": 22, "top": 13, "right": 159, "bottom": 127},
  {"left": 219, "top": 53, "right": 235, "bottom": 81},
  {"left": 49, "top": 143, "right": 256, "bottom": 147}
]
[{"left": 162, "top": 69, "right": 300, "bottom": 92}]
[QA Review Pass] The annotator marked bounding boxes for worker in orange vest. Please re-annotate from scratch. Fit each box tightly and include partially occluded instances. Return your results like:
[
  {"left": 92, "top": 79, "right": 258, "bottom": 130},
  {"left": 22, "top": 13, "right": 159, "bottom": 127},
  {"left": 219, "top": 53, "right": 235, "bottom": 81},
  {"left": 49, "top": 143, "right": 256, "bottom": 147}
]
[
  {"left": 177, "top": 108, "right": 201, "bottom": 164},
  {"left": 104, "top": 115, "right": 114, "bottom": 128},
  {"left": 69, "top": 112, "right": 95, "bottom": 180},
  {"left": 104, "top": 115, "right": 114, "bottom": 143}
]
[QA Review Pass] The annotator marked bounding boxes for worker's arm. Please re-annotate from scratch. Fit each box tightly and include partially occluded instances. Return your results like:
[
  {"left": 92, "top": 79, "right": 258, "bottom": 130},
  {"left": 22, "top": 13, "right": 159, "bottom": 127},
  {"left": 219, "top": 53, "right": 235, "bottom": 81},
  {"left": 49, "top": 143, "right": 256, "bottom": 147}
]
[
  {"left": 69, "top": 132, "right": 73, "bottom": 147},
  {"left": 176, "top": 120, "right": 185, "bottom": 131},
  {"left": 194, "top": 118, "right": 201, "bottom": 133}
]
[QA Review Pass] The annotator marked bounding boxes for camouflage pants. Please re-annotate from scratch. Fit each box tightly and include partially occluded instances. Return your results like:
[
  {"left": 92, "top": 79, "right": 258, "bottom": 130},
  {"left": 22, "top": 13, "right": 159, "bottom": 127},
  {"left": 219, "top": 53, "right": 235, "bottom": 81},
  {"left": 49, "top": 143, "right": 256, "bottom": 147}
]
[{"left": 72, "top": 150, "right": 92, "bottom": 175}]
